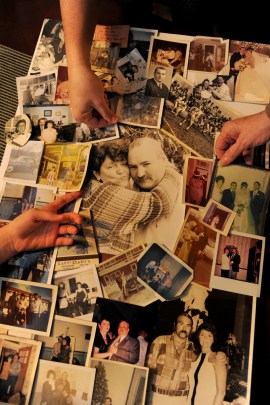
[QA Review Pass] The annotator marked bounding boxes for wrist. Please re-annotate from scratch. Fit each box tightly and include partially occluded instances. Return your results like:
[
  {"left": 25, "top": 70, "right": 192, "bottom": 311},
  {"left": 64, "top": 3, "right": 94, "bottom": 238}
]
[
  {"left": 265, "top": 103, "right": 270, "bottom": 119},
  {"left": 0, "top": 224, "right": 18, "bottom": 264}
]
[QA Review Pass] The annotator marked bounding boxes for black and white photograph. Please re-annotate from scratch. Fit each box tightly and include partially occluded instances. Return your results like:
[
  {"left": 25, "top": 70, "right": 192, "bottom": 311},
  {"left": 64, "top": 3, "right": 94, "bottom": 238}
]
[
  {"left": 209, "top": 163, "right": 270, "bottom": 235},
  {"left": 16, "top": 70, "right": 57, "bottom": 106},
  {"left": 90, "top": 358, "right": 148, "bottom": 405},
  {"left": 74, "top": 122, "right": 120, "bottom": 144},
  {"left": 144, "top": 62, "right": 173, "bottom": 99},
  {"left": 2, "top": 141, "right": 44, "bottom": 183},
  {"left": 37, "top": 143, "right": 91, "bottom": 191},
  {"left": 0, "top": 278, "right": 57, "bottom": 336},
  {"left": 97, "top": 244, "right": 159, "bottom": 306},
  {"left": 81, "top": 136, "right": 185, "bottom": 255},
  {"left": 0, "top": 181, "right": 56, "bottom": 222},
  {"left": 174, "top": 207, "right": 217, "bottom": 288},
  {"left": 211, "top": 231, "right": 265, "bottom": 296},
  {"left": 90, "top": 40, "right": 121, "bottom": 74},
  {"left": 137, "top": 243, "right": 193, "bottom": 301},
  {"left": 202, "top": 199, "right": 236, "bottom": 235},
  {"left": 4, "top": 114, "right": 32, "bottom": 147},
  {"left": 37, "top": 315, "right": 96, "bottom": 366},
  {"left": 31, "top": 359, "right": 96, "bottom": 405},
  {"left": 115, "top": 48, "right": 147, "bottom": 93},
  {"left": 53, "top": 265, "right": 103, "bottom": 321},
  {"left": 116, "top": 92, "right": 164, "bottom": 128},
  {"left": 0, "top": 335, "right": 41, "bottom": 404},
  {"left": 183, "top": 155, "right": 214, "bottom": 207}
]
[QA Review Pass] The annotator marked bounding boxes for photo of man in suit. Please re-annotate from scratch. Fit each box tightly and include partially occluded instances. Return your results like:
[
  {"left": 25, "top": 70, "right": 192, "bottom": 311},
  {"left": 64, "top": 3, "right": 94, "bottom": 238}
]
[
  {"left": 220, "top": 181, "right": 237, "bottom": 210},
  {"left": 250, "top": 181, "right": 265, "bottom": 234},
  {"left": 145, "top": 66, "right": 169, "bottom": 99},
  {"left": 229, "top": 247, "right": 241, "bottom": 279},
  {"left": 108, "top": 320, "right": 140, "bottom": 364}
]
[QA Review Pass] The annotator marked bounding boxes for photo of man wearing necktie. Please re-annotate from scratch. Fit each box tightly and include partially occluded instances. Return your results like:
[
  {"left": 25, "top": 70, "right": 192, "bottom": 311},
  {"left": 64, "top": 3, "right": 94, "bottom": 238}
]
[{"left": 145, "top": 66, "right": 170, "bottom": 99}]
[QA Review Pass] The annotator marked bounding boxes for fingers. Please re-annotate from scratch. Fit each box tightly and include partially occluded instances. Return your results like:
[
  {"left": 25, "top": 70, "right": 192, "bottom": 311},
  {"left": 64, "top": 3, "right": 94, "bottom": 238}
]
[
  {"left": 45, "top": 191, "right": 82, "bottom": 211},
  {"left": 33, "top": 208, "right": 82, "bottom": 225},
  {"left": 55, "top": 236, "right": 75, "bottom": 246},
  {"left": 218, "top": 143, "right": 243, "bottom": 167},
  {"left": 58, "top": 224, "right": 80, "bottom": 235}
]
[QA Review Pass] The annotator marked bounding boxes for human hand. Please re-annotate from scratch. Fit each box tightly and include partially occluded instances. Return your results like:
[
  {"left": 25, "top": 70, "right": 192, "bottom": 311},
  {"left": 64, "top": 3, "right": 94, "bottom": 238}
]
[
  {"left": 215, "top": 109, "right": 270, "bottom": 166},
  {"left": 68, "top": 65, "right": 118, "bottom": 128},
  {"left": 5, "top": 191, "right": 82, "bottom": 257}
]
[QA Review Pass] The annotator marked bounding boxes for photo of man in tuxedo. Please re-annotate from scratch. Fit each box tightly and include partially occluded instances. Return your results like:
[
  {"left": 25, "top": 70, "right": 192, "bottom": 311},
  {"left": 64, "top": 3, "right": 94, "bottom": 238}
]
[
  {"left": 250, "top": 181, "right": 265, "bottom": 234},
  {"left": 220, "top": 181, "right": 237, "bottom": 210},
  {"left": 229, "top": 247, "right": 241, "bottom": 279},
  {"left": 145, "top": 66, "right": 169, "bottom": 99}
]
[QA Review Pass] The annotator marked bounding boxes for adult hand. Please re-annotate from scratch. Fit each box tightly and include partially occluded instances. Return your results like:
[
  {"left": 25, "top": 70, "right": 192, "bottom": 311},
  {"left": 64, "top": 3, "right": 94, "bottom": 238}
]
[
  {"left": 68, "top": 65, "right": 118, "bottom": 128},
  {"left": 215, "top": 109, "right": 270, "bottom": 166},
  {"left": 5, "top": 191, "right": 82, "bottom": 257}
]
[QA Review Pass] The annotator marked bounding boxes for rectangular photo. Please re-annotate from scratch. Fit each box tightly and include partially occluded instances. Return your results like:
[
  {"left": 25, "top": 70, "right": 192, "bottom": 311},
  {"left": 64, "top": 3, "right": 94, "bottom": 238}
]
[
  {"left": 74, "top": 122, "right": 120, "bottom": 144},
  {"left": 16, "top": 70, "right": 57, "bottom": 106},
  {"left": 137, "top": 242, "right": 193, "bottom": 301},
  {"left": 144, "top": 62, "right": 173, "bottom": 100},
  {"left": 53, "top": 265, "right": 103, "bottom": 321},
  {"left": 90, "top": 40, "right": 121, "bottom": 74},
  {"left": 31, "top": 359, "right": 96, "bottom": 405},
  {"left": 210, "top": 231, "right": 265, "bottom": 297},
  {"left": 90, "top": 358, "right": 148, "bottom": 405},
  {"left": 37, "top": 315, "right": 96, "bottom": 367},
  {"left": 201, "top": 199, "right": 236, "bottom": 235},
  {"left": 0, "top": 334, "right": 41, "bottom": 404},
  {"left": 54, "top": 66, "right": 70, "bottom": 104},
  {"left": 97, "top": 244, "right": 158, "bottom": 306},
  {"left": 0, "top": 278, "right": 57, "bottom": 336}
]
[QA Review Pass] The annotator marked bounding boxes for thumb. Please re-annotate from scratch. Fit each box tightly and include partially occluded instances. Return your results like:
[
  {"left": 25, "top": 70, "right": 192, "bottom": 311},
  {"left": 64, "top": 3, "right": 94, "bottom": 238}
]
[{"left": 93, "top": 100, "right": 118, "bottom": 124}]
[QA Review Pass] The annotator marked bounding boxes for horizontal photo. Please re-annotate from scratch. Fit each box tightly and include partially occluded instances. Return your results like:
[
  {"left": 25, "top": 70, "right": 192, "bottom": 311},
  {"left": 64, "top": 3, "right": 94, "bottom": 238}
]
[{"left": 201, "top": 199, "right": 236, "bottom": 235}]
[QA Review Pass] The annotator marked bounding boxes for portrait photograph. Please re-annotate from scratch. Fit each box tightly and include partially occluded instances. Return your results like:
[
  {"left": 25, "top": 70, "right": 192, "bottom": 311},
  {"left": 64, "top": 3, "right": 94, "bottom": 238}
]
[
  {"left": 37, "top": 315, "right": 96, "bottom": 367},
  {"left": 0, "top": 278, "right": 57, "bottom": 336},
  {"left": 53, "top": 265, "right": 103, "bottom": 321},
  {"left": 116, "top": 48, "right": 147, "bottom": 93},
  {"left": 16, "top": 70, "right": 57, "bottom": 106},
  {"left": 209, "top": 163, "right": 270, "bottom": 235},
  {"left": 137, "top": 242, "right": 193, "bottom": 301},
  {"left": 4, "top": 114, "right": 32, "bottom": 147},
  {"left": 0, "top": 334, "right": 42, "bottom": 404},
  {"left": 210, "top": 231, "right": 265, "bottom": 297},
  {"left": 97, "top": 244, "right": 159, "bottom": 307},
  {"left": 31, "top": 359, "right": 96, "bottom": 405},
  {"left": 90, "top": 358, "right": 148, "bottom": 405},
  {"left": 202, "top": 199, "right": 236, "bottom": 235},
  {"left": 144, "top": 62, "right": 173, "bottom": 100}
]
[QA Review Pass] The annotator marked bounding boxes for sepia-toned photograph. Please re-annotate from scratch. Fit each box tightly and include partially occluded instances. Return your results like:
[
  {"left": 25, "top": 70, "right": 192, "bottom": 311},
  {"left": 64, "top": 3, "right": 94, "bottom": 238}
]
[
  {"left": 144, "top": 62, "right": 173, "bottom": 100},
  {"left": 0, "top": 335, "right": 41, "bottom": 404},
  {"left": 202, "top": 199, "right": 236, "bottom": 235},
  {"left": 0, "top": 278, "right": 57, "bottom": 336},
  {"left": 210, "top": 231, "right": 265, "bottom": 296},
  {"left": 4, "top": 114, "right": 32, "bottom": 147},
  {"left": 137, "top": 243, "right": 193, "bottom": 301},
  {"left": 37, "top": 315, "right": 96, "bottom": 367},
  {"left": 74, "top": 122, "right": 119, "bottom": 144},
  {"left": 53, "top": 66, "right": 70, "bottom": 104}
]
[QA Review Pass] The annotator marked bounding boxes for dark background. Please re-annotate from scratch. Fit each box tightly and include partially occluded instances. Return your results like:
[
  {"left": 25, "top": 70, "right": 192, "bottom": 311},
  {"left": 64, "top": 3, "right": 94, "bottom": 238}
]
[{"left": 0, "top": 1, "right": 269, "bottom": 403}]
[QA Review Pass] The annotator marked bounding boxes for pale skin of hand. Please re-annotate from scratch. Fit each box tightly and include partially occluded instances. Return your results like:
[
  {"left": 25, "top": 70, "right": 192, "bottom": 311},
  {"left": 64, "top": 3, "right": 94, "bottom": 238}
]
[
  {"left": 215, "top": 109, "right": 270, "bottom": 166},
  {"left": 0, "top": 191, "right": 82, "bottom": 265}
]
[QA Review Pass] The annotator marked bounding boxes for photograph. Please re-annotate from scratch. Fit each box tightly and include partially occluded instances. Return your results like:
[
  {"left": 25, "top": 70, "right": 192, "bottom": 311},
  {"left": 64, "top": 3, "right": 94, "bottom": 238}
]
[
  {"left": 53, "top": 265, "right": 103, "bottom": 321},
  {"left": 116, "top": 48, "right": 147, "bottom": 94},
  {"left": 0, "top": 278, "right": 57, "bottom": 336},
  {"left": 137, "top": 243, "right": 193, "bottom": 301},
  {"left": 209, "top": 163, "right": 270, "bottom": 235},
  {"left": 31, "top": 359, "right": 96, "bottom": 405},
  {"left": 210, "top": 231, "right": 265, "bottom": 296},
  {"left": 4, "top": 114, "right": 32, "bottom": 147},
  {"left": 81, "top": 136, "right": 185, "bottom": 255},
  {"left": 2, "top": 141, "right": 44, "bottom": 183},
  {"left": 37, "top": 315, "right": 96, "bottom": 367},
  {"left": 16, "top": 70, "right": 57, "bottom": 106},
  {"left": 0, "top": 334, "right": 41, "bottom": 404},
  {"left": 183, "top": 155, "right": 214, "bottom": 207},
  {"left": 74, "top": 122, "right": 120, "bottom": 144},
  {"left": 201, "top": 199, "right": 237, "bottom": 235},
  {"left": 54, "top": 66, "right": 70, "bottom": 105},
  {"left": 90, "top": 358, "right": 148, "bottom": 405},
  {"left": 97, "top": 244, "right": 159, "bottom": 306},
  {"left": 174, "top": 207, "right": 217, "bottom": 288},
  {"left": 37, "top": 143, "right": 91, "bottom": 191},
  {"left": 144, "top": 62, "right": 173, "bottom": 100},
  {"left": 90, "top": 40, "right": 121, "bottom": 74}
]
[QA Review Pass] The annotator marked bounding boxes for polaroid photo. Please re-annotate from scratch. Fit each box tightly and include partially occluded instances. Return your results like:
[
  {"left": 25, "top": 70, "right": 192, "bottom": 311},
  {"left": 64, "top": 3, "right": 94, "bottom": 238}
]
[
  {"left": 0, "top": 278, "right": 57, "bottom": 336},
  {"left": 54, "top": 66, "right": 69, "bottom": 104},
  {"left": 82, "top": 136, "right": 185, "bottom": 255},
  {"left": 0, "top": 334, "right": 41, "bottom": 405},
  {"left": 4, "top": 114, "right": 32, "bottom": 147},
  {"left": 182, "top": 155, "right": 214, "bottom": 207},
  {"left": 144, "top": 62, "right": 174, "bottom": 100},
  {"left": 31, "top": 359, "right": 96, "bottom": 405},
  {"left": 174, "top": 207, "right": 217, "bottom": 289},
  {"left": 16, "top": 70, "right": 57, "bottom": 106},
  {"left": 28, "top": 19, "right": 67, "bottom": 75},
  {"left": 90, "top": 40, "right": 121, "bottom": 74},
  {"left": 74, "top": 122, "right": 120, "bottom": 144},
  {"left": 53, "top": 265, "right": 103, "bottom": 321},
  {"left": 1, "top": 140, "right": 44, "bottom": 183},
  {"left": 36, "top": 143, "right": 91, "bottom": 191},
  {"left": 228, "top": 40, "right": 270, "bottom": 104},
  {"left": 147, "top": 35, "right": 190, "bottom": 78},
  {"left": 210, "top": 231, "right": 265, "bottom": 297},
  {"left": 37, "top": 315, "right": 96, "bottom": 367},
  {"left": 209, "top": 163, "right": 270, "bottom": 236},
  {"left": 162, "top": 72, "right": 242, "bottom": 159},
  {"left": 201, "top": 199, "right": 237, "bottom": 236},
  {"left": 0, "top": 181, "right": 56, "bottom": 222},
  {"left": 90, "top": 358, "right": 148, "bottom": 405},
  {"left": 54, "top": 209, "right": 99, "bottom": 271},
  {"left": 93, "top": 24, "right": 130, "bottom": 48},
  {"left": 136, "top": 243, "right": 193, "bottom": 301},
  {"left": 97, "top": 244, "right": 159, "bottom": 306},
  {"left": 116, "top": 92, "right": 164, "bottom": 128}
]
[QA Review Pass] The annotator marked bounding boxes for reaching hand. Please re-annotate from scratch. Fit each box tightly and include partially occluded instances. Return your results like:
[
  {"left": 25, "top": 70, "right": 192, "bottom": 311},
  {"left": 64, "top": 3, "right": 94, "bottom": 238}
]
[
  {"left": 215, "top": 109, "right": 270, "bottom": 166},
  {"left": 5, "top": 191, "right": 82, "bottom": 257},
  {"left": 68, "top": 65, "right": 118, "bottom": 128}
]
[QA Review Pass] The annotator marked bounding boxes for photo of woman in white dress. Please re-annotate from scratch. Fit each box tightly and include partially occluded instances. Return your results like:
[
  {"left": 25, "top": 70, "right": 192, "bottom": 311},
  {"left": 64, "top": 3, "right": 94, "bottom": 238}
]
[{"left": 233, "top": 181, "right": 255, "bottom": 234}]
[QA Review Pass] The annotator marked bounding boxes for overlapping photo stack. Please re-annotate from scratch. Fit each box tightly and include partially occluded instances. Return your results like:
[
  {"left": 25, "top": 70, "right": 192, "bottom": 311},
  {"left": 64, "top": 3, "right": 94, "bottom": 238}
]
[{"left": 0, "top": 19, "right": 269, "bottom": 405}]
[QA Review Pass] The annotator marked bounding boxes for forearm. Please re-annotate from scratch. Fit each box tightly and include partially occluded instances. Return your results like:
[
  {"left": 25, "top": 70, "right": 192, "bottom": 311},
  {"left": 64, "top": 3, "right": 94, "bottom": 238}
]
[{"left": 0, "top": 224, "right": 17, "bottom": 265}]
